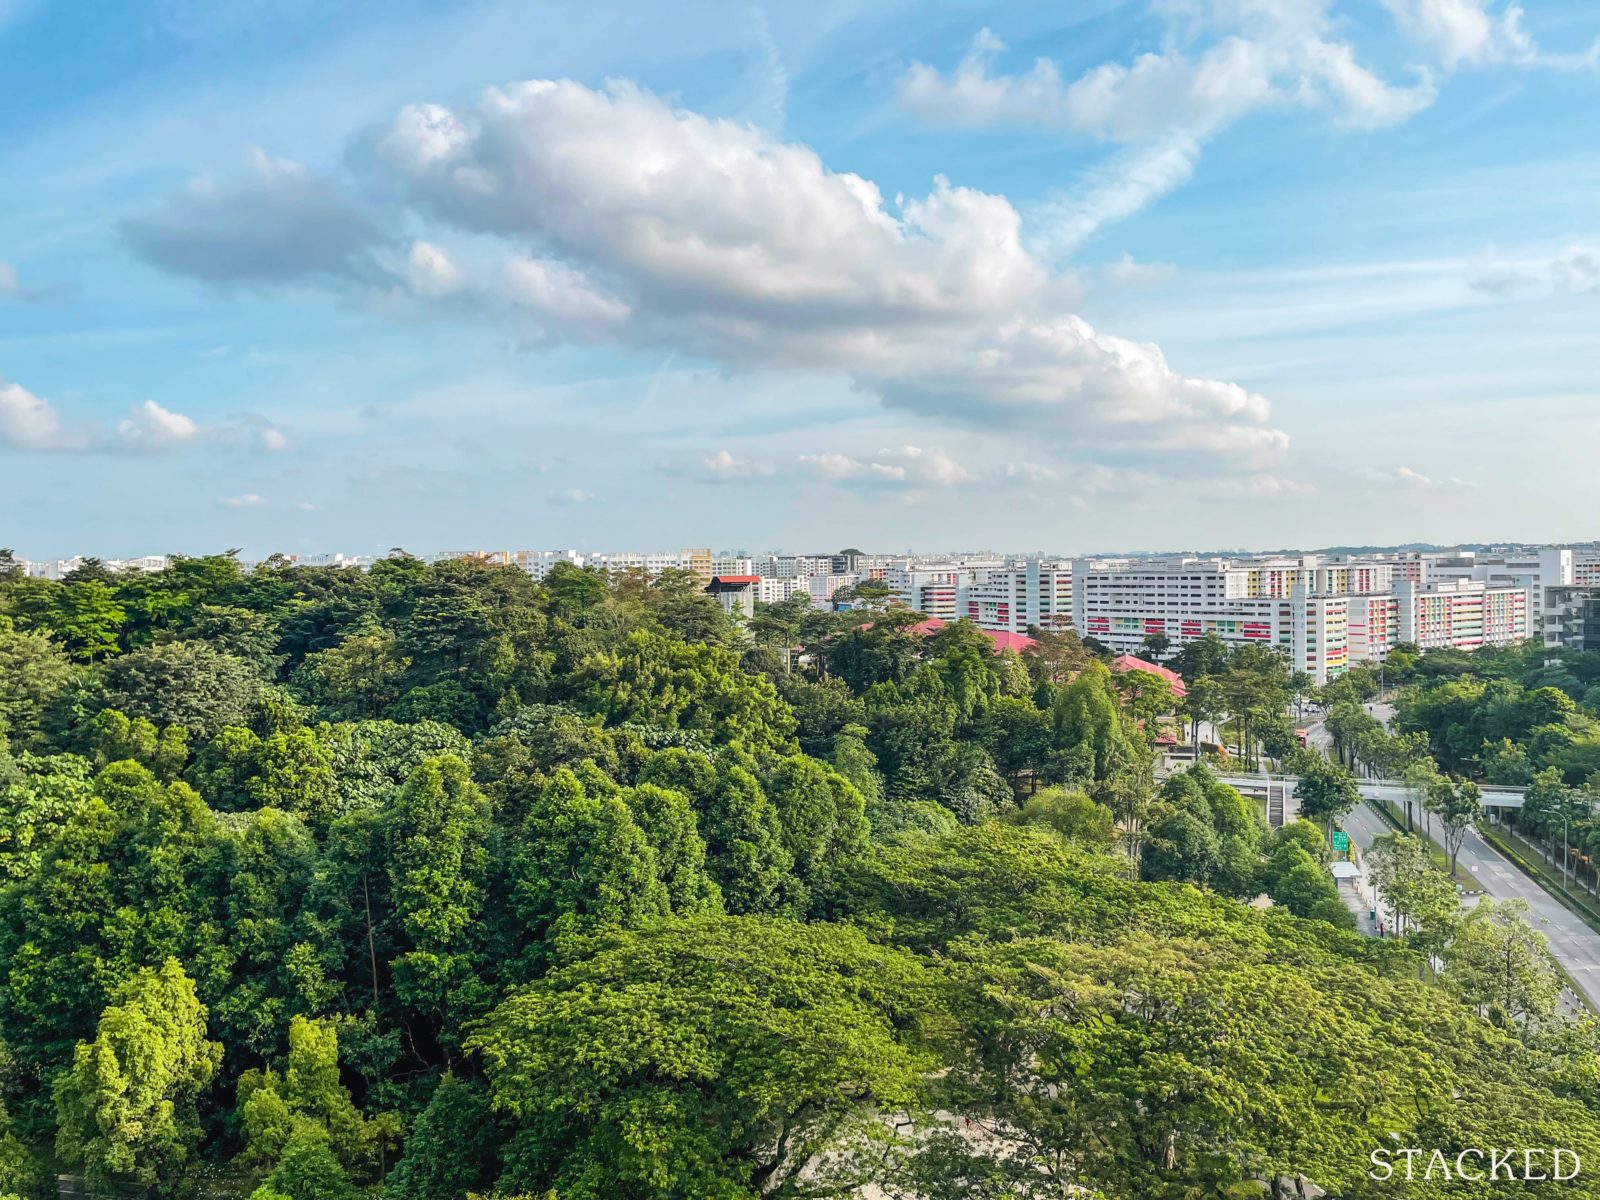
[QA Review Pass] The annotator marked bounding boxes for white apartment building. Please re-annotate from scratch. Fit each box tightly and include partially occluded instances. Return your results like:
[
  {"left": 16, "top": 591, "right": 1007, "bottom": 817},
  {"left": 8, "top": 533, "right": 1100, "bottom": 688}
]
[
  {"left": 1395, "top": 578, "right": 1529, "bottom": 652},
  {"left": 957, "top": 559, "right": 1073, "bottom": 635},
  {"left": 512, "top": 550, "right": 586, "bottom": 580},
  {"left": 586, "top": 548, "right": 713, "bottom": 580},
  {"left": 877, "top": 565, "right": 971, "bottom": 620},
  {"left": 21, "top": 555, "right": 172, "bottom": 579},
  {"left": 1406, "top": 548, "right": 1569, "bottom": 642},
  {"left": 1070, "top": 556, "right": 1530, "bottom": 684},
  {"left": 754, "top": 554, "right": 842, "bottom": 579}
]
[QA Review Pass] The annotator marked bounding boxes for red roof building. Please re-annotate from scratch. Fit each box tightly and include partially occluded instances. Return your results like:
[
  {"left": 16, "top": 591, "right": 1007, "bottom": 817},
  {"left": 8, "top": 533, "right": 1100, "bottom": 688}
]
[
  {"left": 901, "top": 616, "right": 1037, "bottom": 654},
  {"left": 1110, "top": 654, "right": 1187, "bottom": 698}
]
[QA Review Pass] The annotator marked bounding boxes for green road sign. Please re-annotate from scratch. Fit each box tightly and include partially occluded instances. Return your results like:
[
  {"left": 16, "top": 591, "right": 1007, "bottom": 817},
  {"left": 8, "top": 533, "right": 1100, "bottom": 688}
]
[{"left": 1331, "top": 831, "right": 1350, "bottom": 854}]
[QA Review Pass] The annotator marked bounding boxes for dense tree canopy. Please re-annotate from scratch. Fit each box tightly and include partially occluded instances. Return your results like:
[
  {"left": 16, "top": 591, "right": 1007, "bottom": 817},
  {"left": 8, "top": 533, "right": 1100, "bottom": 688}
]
[{"left": 0, "top": 559, "right": 1591, "bottom": 1198}]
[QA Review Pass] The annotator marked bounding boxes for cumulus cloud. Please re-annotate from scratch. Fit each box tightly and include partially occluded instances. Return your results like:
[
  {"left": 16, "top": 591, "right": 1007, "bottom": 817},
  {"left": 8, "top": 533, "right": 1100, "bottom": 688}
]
[
  {"left": 355, "top": 79, "right": 1285, "bottom": 469},
  {"left": 116, "top": 399, "right": 201, "bottom": 449},
  {"left": 548, "top": 488, "right": 595, "bottom": 505},
  {"left": 405, "top": 240, "right": 466, "bottom": 297},
  {"left": 502, "top": 255, "right": 630, "bottom": 335},
  {"left": 0, "top": 261, "right": 20, "bottom": 297},
  {"left": 0, "top": 377, "right": 83, "bottom": 450},
  {"left": 0, "top": 374, "right": 283, "bottom": 455},
  {"left": 217, "top": 493, "right": 266, "bottom": 508},
  {"left": 702, "top": 448, "right": 775, "bottom": 480},
  {"left": 121, "top": 146, "right": 387, "bottom": 287},
  {"left": 123, "top": 77, "right": 1289, "bottom": 477}
]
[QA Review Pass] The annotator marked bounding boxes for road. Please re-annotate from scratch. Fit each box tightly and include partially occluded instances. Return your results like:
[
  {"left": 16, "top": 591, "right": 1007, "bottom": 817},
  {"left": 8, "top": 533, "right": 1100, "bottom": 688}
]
[
  {"left": 1308, "top": 699, "right": 1600, "bottom": 1008},
  {"left": 1338, "top": 799, "right": 1600, "bottom": 1010}
]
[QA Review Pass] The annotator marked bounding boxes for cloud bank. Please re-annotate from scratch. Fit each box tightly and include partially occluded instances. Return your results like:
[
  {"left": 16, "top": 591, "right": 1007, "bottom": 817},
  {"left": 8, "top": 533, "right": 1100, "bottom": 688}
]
[{"left": 121, "top": 77, "right": 1292, "bottom": 483}]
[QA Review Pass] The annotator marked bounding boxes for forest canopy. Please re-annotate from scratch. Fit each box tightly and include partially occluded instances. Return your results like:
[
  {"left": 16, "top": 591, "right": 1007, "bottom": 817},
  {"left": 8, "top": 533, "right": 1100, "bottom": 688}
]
[{"left": 0, "top": 551, "right": 1596, "bottom": 1200}]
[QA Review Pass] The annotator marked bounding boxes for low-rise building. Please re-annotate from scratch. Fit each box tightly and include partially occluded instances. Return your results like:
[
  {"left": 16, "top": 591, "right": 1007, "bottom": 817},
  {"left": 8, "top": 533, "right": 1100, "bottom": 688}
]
[{"left": 704, "top": 575, "right": 758, "bottom": 619}]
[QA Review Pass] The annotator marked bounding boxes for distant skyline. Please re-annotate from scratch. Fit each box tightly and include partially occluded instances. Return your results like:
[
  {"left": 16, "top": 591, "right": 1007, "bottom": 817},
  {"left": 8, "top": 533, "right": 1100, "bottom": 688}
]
[
  {"left": 9, "top": 537, "right": 1597, "bottom": 567},
  {"left": 4, "top": 0, "right": 1599, "bottom": 556}
]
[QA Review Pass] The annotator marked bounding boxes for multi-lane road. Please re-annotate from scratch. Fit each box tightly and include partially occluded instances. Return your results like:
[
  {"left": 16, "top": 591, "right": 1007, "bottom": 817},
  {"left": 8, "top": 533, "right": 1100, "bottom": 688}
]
[{"left": 1305, "top": 709, "right": 1600, "bottom": 1011}]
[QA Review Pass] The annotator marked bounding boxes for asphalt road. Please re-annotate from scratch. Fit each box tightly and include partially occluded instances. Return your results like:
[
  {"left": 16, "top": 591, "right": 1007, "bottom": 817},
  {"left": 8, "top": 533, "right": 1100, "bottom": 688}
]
[{"left": 1304, "top": 707, "right": 1600, "bottom": 1009}]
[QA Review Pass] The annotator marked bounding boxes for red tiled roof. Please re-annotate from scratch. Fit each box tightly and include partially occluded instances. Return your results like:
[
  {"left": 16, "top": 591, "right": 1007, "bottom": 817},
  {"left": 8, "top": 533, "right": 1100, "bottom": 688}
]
[
  {"left": 901, "top": 616, "right": 1037, "bottom": 653},
  {"left": 1111, "top": 654, "right": 1187, "bottom": 697},
  {"left": 708, "top": 575, "right": 760, "bottom": 584}
]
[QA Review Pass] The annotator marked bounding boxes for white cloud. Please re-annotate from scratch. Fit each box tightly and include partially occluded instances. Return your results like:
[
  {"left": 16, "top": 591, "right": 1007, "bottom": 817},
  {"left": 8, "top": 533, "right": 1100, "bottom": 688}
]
[
  {"left": 794, "top": 445, "right": 975, "bottom": 488},
  {"left": 0, "top": 261, "right": 19, "bottom": 296},
  {"left": 405, "top": 240, "right": 466, "bottom": 297},
  {"left": 898, "top": 17, "right": 1433, "bottom": 248},
  {"left": 1552, "top": 246, "right": 1600, "bottom": 294},
  {"left": 217, "top": 493, "right": 266, "bottom": 508},
  {"left": 1380, "top": 0, "right": 1534, "bottom": 67},
  {"left": 1004, "top": 461, "right": 1059, "bottom": 483},
  {"left": 1, "top": 375, "right": 284, "bottom": 456},
  {"left": 503, "top": 255, "right": 630, "bottom": 334},
  {"left": 702, "top": 448, "right": 774, "bottom": 480},
  {"left": 0, "top": 377, "right": 82, "bottom": 450},
  {"left": 549, "top": 488, "right": 594, "bottom": 504},
  {"left": 898, "top": 19, "right": 1432, "bottom": 141},
  {"left": 1470, "top": 244, "right": 1600, "bottom": 298},
  {"left": 119, "top": 77, "right": 1290, "bottom": 480},
  {"left": 356, "top": 78, "right": 1285, "bottom": 471},
  {"left": 1106, "top": 251, "right": 1179, "bottom": 287},
  {"left": 117, "top": 400, "right": 202, "bottom": 449},
  {"left": 1362, "top": 465, "right": 1479, "bottom": 487},
  {"left": 1033, "top": 136, "right": 1204, "bottom": 257}
]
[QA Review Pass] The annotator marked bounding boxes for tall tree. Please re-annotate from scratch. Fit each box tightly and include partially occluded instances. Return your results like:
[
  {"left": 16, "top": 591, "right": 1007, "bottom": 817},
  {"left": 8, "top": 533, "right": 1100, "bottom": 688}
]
[
  {"left": 54, "top": 959, "right": 222, "bottom": 1193},
  {"left": 386, "top": 756, "right": 492, "bottom": 1043}
]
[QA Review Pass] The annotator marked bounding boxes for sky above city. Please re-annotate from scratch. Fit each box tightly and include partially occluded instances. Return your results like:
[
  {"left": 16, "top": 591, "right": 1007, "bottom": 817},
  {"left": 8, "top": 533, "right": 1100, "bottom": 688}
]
[{"left": 2, "top": 0, "right": 1598, "bottom": 558}]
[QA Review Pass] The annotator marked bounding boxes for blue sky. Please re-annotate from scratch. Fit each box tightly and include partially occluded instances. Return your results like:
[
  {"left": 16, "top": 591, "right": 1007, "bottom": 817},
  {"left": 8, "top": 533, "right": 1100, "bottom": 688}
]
[{"left": 2, "top": 0, "right": 1598, "bottom": 559}]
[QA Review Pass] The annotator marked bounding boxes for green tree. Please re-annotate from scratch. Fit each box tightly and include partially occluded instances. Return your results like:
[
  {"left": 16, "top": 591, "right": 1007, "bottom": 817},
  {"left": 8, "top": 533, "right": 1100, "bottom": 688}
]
[
  {"left": 1007, "top": 787, "right": 1115, "bottom": 850},
  {"left": 40, "top": 580, "right": 127, "bottom": 662},
  {"left": 575, "top": 631, "right": 796, "bottom": 753},
  {"left": 637, "top": 751, "right": 796, "bottom": 915},
  {"left": 1050, "top": 660, "right": 1136, "bottom": 785},
  {"left": 1433, "top": 777, "right": 1483, "bottom": 878},
  {"left": 54, "top": 959, "right": 222, "bottom": 1193},
  {"left": 95, "top": 641, "right": 263, "bottom": 737},
  {"left": 618, "top": 782, "right": 721, "bottom": 915},
  {"left": 84, "top": 710, "right": 188, "bottom": 780},
  {"left": 762, "top": 755, "right": 867, "bottom": 900},
  {"left": 1293, "top": 756, "right": 1360, "bottom": 832},
  {"left": 506, "top": 768, "right": 670, "bottom": 976},
  {"left": 383, "top": 1074, "right": 499, "bottom": 1200},
  {"left": 0, "top": 623, "right": 75, "bottom": 746},
  {"left": 386, "top": 756, "right": 492, "bottom": 1038},
  {"left": 1444, "top": 898, "right": 1562, "bottom": 1027},
  {"left": 470, "top": 917, "right": 933, "bottom": 1199},
  {"left": 237, "top": 1015, "right": 394, "bottom": 1181}
]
